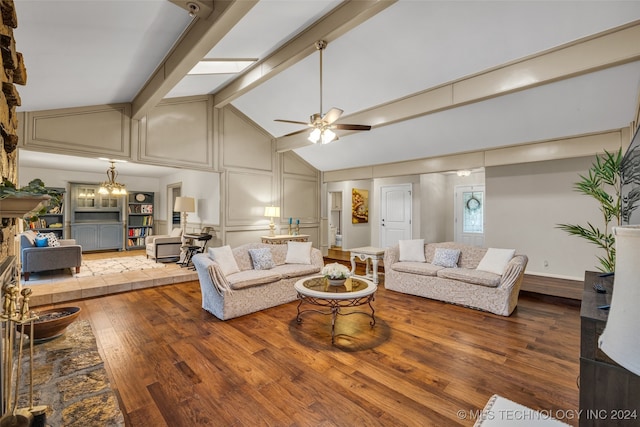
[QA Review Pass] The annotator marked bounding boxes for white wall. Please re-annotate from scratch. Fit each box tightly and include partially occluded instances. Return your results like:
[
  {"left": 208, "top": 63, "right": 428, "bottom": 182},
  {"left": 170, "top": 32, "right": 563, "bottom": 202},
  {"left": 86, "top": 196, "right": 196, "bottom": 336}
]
[
  {"left": 158, "top": 169, "right": 220, "bottom": 228},
  {"left": 485, "top": 157, "right": 602, "bottom": 280},
  {"left": 327, "top": 180, "right": 371, "bottom": 250}
]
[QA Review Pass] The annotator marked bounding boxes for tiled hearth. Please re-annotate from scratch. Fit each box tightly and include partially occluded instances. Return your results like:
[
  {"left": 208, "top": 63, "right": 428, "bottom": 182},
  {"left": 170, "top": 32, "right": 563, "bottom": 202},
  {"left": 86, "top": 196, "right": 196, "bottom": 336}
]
[{"left": 26, "top": 261, "right": 197, "bottom": 307}]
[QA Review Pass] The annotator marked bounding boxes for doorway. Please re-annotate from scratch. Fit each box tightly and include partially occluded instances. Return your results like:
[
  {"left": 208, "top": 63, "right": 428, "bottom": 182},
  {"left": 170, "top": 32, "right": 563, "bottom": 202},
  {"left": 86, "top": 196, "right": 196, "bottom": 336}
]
[
  {"left": 328, "top": 191, "right": 342, "bottom": 248},
  {"left": 454, "top": 185, "right": 485, "bottom": 247},
  {"left": 380, "top": 184, "right": 412, "bottom": 248},
  {"left": 167, "top": 183, "right": 182, "bottom": 234}
]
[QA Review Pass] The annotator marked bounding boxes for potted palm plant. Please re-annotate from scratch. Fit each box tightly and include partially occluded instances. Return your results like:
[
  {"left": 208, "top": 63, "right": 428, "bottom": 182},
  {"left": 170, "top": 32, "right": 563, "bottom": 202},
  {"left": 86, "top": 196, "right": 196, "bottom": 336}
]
[{"left": 557, "top": 146, "right": 640, "bottom": 272}]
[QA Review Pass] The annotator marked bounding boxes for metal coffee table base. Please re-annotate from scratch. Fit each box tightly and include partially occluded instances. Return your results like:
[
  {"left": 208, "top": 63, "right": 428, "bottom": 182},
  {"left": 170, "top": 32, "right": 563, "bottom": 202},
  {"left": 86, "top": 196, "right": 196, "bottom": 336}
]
[{"left": 296, "top": 294, "right": 376, "bottom": 344}]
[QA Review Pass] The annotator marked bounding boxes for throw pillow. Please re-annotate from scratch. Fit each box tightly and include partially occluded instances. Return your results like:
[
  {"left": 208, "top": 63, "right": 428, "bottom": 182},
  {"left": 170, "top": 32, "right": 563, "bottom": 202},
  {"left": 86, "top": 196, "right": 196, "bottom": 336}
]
[
  {"left": 398, "top": 239, "right": 426, "bottom": 262},
  {"left": 285, "top": 241, "right": 312, "bottom": 264},
  {"left": 39, "top": 232, "right": 60, "bottom": 247},
  {"left": 34, "top": 235, "right": 49, "bottom": 247},
  {"left": 22, "top": 230, "right": 37, "bottom": 246},
  {"left": 248, "top": 248, "right": 276, "bottom": 270},
  {"left": 208, "top": 245, "right": 241, "bottom": 276},
  {"left": 432, "top": 247, "right": 461, "bottom": 268},
  {"left": 476, "top": 248, "right": 516, "bottom": 275}
]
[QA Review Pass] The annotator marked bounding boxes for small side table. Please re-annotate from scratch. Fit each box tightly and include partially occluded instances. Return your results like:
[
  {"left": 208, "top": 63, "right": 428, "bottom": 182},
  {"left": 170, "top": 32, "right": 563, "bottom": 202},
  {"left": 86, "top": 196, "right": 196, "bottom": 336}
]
[
  {"left": 180, "top": 233, "right": 212, "bottom": 268},
  {"left": 349, "top": 246, "right": 385, "bottom": 284},
  {"left": 261, "top": 234, "right": 309, "bottom": 244}
]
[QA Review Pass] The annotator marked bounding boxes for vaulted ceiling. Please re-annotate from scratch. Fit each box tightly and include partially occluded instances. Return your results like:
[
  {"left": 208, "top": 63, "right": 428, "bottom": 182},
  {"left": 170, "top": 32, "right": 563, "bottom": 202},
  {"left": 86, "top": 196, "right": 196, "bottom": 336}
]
[{"left": 14, "top": 0, "right": 640, "bottom": 175}]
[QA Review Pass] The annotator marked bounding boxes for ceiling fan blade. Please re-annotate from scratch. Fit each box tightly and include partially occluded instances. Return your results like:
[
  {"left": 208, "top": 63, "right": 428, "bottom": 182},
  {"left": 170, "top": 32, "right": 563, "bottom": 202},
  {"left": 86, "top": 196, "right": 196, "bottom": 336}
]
[
  {"left": 323, "top": 108, "right": 343, "bottom": 125},
  {"left": 275, "top": 119, "right": 309, "bottom": 125},
  {"left": 281, "top": 128, "right": 310, "bottom": 138},
  {"left": 333, "top": 124, "right": 372, "bottom": 131}
]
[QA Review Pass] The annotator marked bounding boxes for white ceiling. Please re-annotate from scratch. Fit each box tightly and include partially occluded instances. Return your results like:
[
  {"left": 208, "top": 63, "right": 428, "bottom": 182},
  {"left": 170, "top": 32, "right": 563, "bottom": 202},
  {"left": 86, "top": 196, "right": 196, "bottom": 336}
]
[{"left": 13, "top": 0, "right": 640, "bottom": 177}]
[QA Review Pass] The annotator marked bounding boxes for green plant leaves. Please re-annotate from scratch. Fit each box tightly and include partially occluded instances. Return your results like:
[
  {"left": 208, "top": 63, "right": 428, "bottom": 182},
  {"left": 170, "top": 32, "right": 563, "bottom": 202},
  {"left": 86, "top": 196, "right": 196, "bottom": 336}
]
[{"left": 555, "top": 148, "right": 640, "bottom": 273}]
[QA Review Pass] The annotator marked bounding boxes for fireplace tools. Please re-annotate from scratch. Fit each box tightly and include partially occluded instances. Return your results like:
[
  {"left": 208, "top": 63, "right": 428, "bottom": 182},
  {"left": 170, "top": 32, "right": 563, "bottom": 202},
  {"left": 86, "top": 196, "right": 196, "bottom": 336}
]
[{"left": 0, "top": 284, "right": 46, "bottom": 427}]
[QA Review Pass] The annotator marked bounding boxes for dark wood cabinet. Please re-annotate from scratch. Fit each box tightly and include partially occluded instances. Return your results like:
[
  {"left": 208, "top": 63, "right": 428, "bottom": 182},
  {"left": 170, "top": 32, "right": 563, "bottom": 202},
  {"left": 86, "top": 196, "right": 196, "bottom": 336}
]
[{"left": 580, "top": 271, "right": 640, "bottom": 426}]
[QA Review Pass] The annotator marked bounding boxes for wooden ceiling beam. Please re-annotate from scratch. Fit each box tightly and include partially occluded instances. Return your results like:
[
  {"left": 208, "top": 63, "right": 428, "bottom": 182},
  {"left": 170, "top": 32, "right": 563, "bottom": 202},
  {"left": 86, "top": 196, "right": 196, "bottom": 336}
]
[
  {"left": 131, "top": 0, "right": 257, "bottom": 120},
  {"left": 213, "top": 0, "right": 397, "bottom": 109}
]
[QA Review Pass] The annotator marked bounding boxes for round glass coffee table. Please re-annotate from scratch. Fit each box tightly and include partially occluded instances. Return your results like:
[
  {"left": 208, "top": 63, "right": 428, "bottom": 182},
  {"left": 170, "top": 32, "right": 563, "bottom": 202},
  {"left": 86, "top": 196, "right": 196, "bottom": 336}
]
[{"left": 294, "top": 275, "right": 377, "bottom": 344}]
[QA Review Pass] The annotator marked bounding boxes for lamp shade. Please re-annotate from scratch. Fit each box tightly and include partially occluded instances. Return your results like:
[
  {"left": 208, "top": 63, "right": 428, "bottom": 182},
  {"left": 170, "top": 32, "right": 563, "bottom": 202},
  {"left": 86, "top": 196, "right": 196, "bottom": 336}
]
[
  {"left": 174, "top": 196, "right": 195, "bottom": 213},
  {"left": 598, "top": 225, "right": 640, "bottom": 376},
  {"left": 264, "top": 206, "right": 280, "bottom": 218}
]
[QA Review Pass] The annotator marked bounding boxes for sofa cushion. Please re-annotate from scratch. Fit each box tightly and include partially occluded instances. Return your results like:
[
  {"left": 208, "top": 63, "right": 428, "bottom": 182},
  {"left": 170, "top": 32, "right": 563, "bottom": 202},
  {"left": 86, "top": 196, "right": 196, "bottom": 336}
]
[
  {"left": 437, "top": 268, "right": 501, "bottom": 288},
  {"left": 432, "top": 248, "right": 460, "bottom": 268},
  {"left": 226, "top": 270, "right": 282, "bottom": 290},
  {"left": 208, "top": 245, "right": 241, "bottom": 276},
  {"left": 399, "top": 239, "right": 426, "bottom": 262},
  {"left": 271, "top": 263, "right": 322, "bottom": 279},
  {"left": 285, "top": 241, "right": 312, "bottom": 264},
  {"left": 391, "top": 261, "right": 443, "bottom": 276},
  {"left": 248, "top": 248, "right": 276, "bottom": 270},
  {"left": 476, "top": 248, "right": 515, "bottom": 275}
]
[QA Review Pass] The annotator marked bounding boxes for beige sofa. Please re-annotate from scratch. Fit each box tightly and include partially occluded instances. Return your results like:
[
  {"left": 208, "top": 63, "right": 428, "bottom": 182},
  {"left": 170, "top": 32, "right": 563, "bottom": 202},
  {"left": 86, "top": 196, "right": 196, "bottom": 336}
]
[
  {"left": 192, "top": 242, "right": 323, "bottom": 320},
  {"left": 384, "top": 241, "right": 528, "bottom": 316}
]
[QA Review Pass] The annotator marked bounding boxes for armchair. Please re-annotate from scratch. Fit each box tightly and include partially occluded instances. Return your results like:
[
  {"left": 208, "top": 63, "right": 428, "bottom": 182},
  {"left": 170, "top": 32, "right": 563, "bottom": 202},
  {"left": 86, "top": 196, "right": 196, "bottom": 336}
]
[
  {"left": 20, "top": 232, "right": 82, "bottom": 281},
  {"left": 146, "top": 228, "right": 183, "bottom": 262}
]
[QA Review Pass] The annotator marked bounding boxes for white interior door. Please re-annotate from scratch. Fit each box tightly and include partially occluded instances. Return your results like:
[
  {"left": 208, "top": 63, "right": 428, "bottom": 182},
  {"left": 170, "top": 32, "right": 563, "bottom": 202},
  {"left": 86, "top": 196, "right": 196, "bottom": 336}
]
[
  {"left": 380, "top": 184, "right": 412, "bottom": 248},
  {"left": 454, "top": 185, "right": 485, "bottom": 247}
]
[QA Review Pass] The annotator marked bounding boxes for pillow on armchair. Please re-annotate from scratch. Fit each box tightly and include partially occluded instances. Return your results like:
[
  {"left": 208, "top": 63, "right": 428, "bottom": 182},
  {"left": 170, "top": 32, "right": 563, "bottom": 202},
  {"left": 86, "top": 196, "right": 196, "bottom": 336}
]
[
  {"left": 39, "top": 232, "right": 60, "bottom": 247},
  {"left": 35, "top": 235, "right": 49, "bottom": 247}
]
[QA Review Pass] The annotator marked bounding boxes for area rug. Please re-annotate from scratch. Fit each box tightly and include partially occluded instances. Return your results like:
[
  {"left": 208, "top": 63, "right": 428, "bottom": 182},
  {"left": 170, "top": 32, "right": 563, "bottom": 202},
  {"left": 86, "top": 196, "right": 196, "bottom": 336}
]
[
  {"left": 16, "top": 320, "right": 124, "bottom": 426},
  {"left": 74, "top": 255, "right": 166, "bottom": 278},
  {"left": 474, "top": 394, "right": 571, "bottom": 426}
]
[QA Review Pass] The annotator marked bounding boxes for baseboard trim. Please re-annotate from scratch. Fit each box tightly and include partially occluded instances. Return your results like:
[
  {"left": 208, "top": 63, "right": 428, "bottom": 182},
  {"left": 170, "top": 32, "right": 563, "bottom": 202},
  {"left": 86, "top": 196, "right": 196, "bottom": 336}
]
[{"left": 522, "top": 273, "right": 583, "bottom": 300}]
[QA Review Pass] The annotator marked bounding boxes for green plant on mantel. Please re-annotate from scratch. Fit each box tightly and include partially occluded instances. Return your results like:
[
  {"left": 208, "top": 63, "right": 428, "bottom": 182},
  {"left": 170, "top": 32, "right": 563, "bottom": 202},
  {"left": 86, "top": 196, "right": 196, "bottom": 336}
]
[
  {"left": 557, "top": 146, "right": 640, "bottom": 273},
  {"left": 0, "top": 178, "right": 61, "bottom": 220}
]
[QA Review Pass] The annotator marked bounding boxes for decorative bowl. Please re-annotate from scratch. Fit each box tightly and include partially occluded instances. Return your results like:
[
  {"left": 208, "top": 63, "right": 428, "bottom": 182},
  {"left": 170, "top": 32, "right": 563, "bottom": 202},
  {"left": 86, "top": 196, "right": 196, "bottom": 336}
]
[
  {"left": 327, "top": 278, "right": 347, "bottom": 286},
  {"left": 20, "top": 306, "right": 81, "bottom": 341}
]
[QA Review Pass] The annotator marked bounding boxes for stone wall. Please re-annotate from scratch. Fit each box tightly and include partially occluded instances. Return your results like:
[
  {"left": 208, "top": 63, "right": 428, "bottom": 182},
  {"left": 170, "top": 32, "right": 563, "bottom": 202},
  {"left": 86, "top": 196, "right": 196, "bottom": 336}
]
[{"left": 0, "top": 0, "right": 26, "bottom": 258}]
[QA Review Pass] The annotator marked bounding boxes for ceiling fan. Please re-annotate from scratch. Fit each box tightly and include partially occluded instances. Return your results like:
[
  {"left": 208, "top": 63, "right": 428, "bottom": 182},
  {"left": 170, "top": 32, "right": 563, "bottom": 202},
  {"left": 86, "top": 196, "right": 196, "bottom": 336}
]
[{"left": 275, "top": 40, "right": 371, "bottom": 144}]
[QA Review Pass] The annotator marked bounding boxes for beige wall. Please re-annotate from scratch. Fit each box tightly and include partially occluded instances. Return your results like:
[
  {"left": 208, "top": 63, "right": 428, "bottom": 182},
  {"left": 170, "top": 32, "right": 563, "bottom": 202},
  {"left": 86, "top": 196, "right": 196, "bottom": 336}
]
[
  {"left": 323, "top": 130, "right": 625, "bottom": 280},
  {"left": 485, "top": 157, "right": 603, "bottom": 280},
  {"left": 17, "top": 98, "right": 321, "bottom": 248}
]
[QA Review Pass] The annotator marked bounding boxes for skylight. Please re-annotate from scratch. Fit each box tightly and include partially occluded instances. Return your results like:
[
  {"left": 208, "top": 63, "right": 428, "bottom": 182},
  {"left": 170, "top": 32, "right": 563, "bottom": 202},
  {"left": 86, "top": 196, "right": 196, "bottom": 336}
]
[{"left": 188, "top": 59, "right": 257, "bottom": 75}]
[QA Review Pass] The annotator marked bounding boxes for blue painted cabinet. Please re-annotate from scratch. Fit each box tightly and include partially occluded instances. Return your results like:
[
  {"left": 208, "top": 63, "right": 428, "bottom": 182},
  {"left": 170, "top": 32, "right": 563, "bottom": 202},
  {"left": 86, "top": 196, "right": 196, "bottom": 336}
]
[{"left": 70, "top": 183, "right": 124, "bottom": 252}]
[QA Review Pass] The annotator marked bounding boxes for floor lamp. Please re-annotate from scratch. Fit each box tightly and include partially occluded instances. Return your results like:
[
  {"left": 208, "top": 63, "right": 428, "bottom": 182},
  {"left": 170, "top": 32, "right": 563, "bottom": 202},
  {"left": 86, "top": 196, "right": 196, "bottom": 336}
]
[{"left": 174, "top": 196, "right": 195, "bottom": 264}]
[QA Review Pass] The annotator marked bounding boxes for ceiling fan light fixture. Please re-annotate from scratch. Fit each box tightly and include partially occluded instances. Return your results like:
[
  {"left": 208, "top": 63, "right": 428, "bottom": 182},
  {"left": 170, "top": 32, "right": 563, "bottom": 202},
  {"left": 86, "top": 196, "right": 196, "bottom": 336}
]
[
  {"left": 321, "top": 129, "right": 336, "bottom": 144},
  {"left": 275, "top": 40, "right": 370, "bottom": 142},
  {"left": 308, "top": 128, "right": 321, "bottom": 143}
]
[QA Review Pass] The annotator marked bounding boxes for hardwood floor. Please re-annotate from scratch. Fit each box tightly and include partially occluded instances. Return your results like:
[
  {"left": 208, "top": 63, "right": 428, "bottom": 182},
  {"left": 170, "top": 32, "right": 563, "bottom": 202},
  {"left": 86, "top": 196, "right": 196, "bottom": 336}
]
[{"left": 42, "top": 260, "right": 582, "bottom": 427}]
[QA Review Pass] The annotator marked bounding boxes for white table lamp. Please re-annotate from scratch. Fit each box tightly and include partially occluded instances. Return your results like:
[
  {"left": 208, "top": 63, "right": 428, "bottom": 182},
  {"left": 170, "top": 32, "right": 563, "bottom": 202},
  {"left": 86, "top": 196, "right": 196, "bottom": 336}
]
[
  {"left": 264, "top": 206, "right": 280, "bottom": 237},
  {"left": 174, "top": 196, "right": 195, "bottom": 234},
  {"left": 598, "top": 225, "right": 640, "bottom": 376}
]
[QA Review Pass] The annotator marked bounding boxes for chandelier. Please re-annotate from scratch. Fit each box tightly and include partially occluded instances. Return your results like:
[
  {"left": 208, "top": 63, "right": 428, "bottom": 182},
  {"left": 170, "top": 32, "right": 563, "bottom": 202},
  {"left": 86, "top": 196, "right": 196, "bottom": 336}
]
[{"left": 98, "top": 161, "right": 127, "bottom": 195}]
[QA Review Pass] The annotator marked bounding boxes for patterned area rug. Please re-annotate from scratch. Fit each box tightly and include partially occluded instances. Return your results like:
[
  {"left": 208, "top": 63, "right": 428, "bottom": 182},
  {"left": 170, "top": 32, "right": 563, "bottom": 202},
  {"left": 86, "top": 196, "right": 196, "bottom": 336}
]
[{"left": 74, "top": 255, "right": 166, "bottom": 278}]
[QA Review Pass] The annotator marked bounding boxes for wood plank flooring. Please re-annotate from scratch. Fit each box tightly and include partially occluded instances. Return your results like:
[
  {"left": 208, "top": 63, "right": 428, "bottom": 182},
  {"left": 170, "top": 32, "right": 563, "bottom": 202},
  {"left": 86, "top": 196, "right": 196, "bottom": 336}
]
[{"left": 41, "top": 261, "right": 582, "bottom": 427}]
